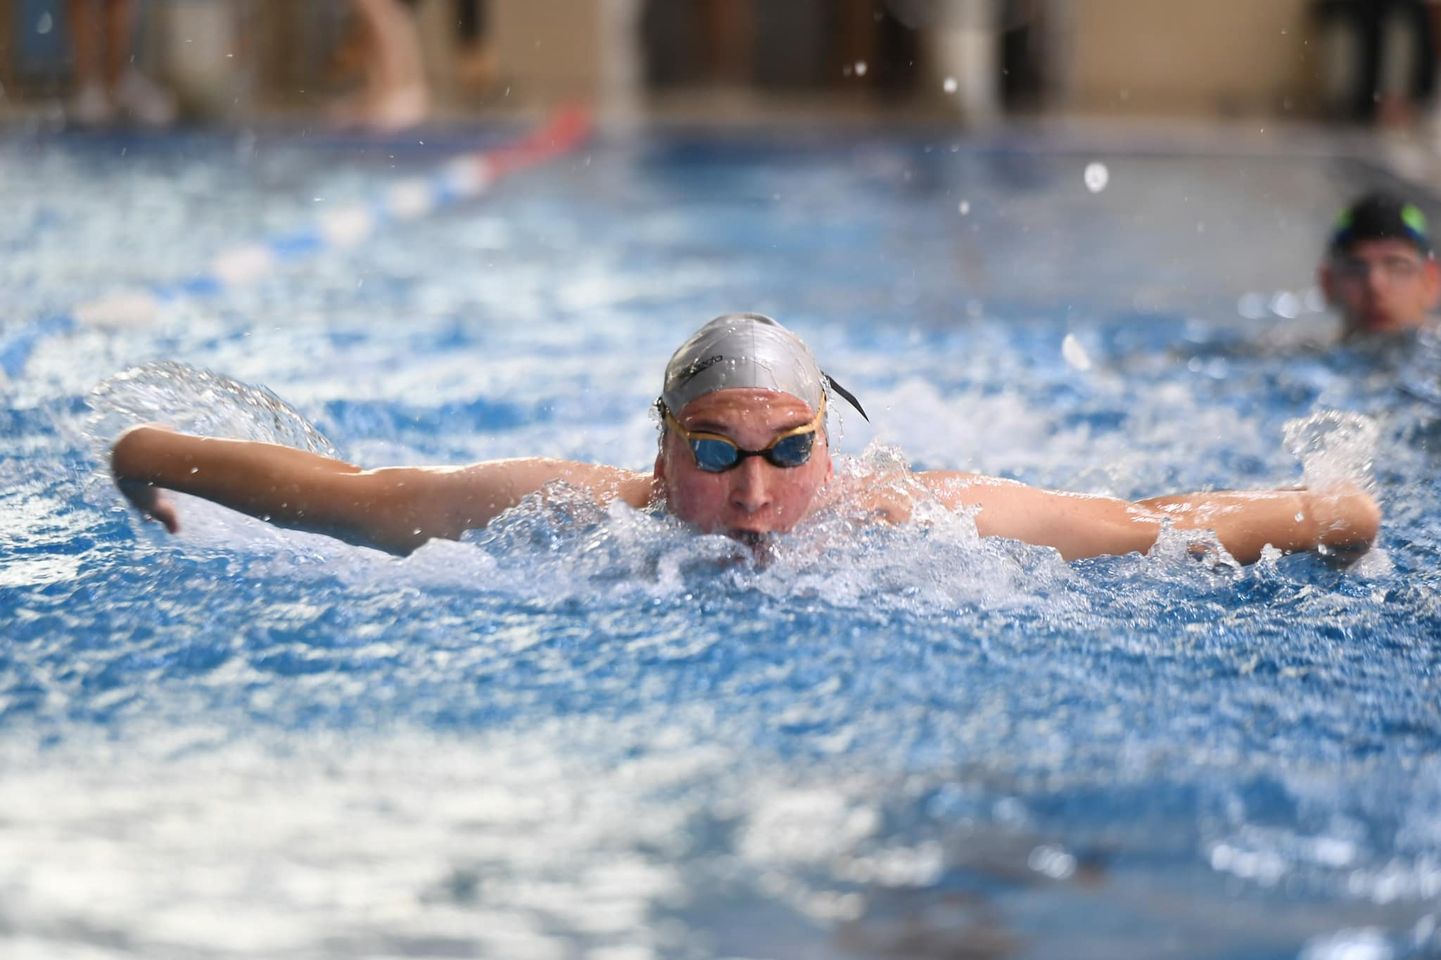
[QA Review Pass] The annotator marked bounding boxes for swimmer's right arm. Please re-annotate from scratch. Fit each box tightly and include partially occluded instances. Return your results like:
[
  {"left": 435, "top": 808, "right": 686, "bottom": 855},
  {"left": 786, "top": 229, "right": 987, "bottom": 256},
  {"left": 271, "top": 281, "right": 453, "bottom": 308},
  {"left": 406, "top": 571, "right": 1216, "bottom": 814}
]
[{"left": 110, "top": 425, "right": 654, "bottom": 555}]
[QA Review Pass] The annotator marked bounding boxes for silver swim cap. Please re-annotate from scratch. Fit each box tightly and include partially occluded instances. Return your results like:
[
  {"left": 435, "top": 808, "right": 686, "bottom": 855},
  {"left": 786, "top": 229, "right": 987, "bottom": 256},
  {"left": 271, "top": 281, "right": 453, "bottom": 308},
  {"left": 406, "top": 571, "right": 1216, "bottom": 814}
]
[{"left": 662, "top": 313, "right": 826, "bottom": 413}]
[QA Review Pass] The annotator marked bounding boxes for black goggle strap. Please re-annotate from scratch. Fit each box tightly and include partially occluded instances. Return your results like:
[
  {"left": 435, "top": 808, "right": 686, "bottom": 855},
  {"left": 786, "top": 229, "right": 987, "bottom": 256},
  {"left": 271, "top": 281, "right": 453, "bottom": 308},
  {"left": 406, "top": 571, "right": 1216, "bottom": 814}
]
[{"left": 823, "top": 372, "right": 868, "bottom": 422}]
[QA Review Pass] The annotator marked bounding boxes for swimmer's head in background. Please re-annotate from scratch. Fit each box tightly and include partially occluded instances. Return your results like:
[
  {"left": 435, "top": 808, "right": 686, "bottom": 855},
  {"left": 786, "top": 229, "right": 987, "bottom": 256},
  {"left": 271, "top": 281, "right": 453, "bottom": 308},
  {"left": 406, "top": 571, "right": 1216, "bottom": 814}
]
[
  {"left": 1328, "top": 192, "right": 1433, "bottom": 257},
  {"left": 660, "top": 313, "right": 868, "bottom": 421}
]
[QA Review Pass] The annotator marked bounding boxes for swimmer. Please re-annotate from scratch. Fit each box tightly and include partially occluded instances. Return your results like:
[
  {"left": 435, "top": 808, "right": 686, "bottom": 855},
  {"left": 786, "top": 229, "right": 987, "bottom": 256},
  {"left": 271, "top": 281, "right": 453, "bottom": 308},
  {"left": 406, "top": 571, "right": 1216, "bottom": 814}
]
[
  {"left": 1319, "top": 191, "right": 1441, "bottom": 339},
  {"left": 110, "top": 314, "right": 1381, "bottom": 564}
]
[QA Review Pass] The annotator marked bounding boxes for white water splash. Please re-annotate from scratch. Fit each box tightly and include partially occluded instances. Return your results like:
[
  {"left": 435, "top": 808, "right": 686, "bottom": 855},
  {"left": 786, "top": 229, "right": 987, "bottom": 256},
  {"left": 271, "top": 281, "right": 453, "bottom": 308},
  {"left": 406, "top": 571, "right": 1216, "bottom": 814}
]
[{"left": 1283, "top": 411, "right": 1379, "bottom": 491}]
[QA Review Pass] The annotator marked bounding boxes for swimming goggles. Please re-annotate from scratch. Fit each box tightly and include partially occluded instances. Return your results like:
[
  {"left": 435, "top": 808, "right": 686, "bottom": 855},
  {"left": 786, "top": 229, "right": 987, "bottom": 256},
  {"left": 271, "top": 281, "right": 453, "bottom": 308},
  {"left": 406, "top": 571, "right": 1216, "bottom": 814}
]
[
  {"left": 663, "top": 396, "right": 825, "bottom": 473},
  {"left": 1330, "top": 252, "right": 1426, "bottom": 281}
]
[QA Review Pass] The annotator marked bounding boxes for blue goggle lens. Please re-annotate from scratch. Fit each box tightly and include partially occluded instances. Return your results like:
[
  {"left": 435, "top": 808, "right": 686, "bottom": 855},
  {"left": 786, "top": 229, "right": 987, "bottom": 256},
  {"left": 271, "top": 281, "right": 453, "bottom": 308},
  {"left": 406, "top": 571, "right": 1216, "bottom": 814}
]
[{"left": 689, "top": 431, "right": 816, "bottom": 473}]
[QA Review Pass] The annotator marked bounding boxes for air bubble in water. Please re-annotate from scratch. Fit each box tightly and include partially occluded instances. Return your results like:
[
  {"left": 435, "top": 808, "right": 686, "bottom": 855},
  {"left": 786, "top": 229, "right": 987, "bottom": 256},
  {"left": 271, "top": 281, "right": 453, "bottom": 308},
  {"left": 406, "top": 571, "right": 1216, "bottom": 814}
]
[{"left": 1084, "top": 162, "right": 1109, "bottom": 193}]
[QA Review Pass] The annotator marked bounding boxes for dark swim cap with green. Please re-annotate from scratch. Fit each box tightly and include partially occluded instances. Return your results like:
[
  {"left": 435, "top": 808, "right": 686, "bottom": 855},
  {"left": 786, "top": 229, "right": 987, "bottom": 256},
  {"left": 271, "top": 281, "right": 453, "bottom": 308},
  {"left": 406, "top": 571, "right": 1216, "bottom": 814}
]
[
  {"left": 1329, "top": 192, "right": 1433, "bottom": 255},
  {"left": 661, "top": 313, "right": 867, "bottom": 420}
]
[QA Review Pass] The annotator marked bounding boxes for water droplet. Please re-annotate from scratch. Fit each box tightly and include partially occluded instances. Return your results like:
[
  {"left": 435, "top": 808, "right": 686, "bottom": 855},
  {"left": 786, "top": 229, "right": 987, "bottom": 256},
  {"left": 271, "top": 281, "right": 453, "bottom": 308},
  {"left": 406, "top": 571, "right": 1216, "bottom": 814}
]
[
  {"left": 957, "top": 200, "right": 970, "bottom": 215},
  {"left": 1062, "top": 333, "right": 1092, "bottom": 371},
  {"left": 943, "top": 76, "right": 958, "bottom": 94},
  {"left": 1083, "top": 162, "right": 1109, "bottom": 193},
  {"left": 854, "top": 60, "right": 868, "bottom": 77},
  {"left": 35, "top": 12, "right": 52, "bottom": 34}
]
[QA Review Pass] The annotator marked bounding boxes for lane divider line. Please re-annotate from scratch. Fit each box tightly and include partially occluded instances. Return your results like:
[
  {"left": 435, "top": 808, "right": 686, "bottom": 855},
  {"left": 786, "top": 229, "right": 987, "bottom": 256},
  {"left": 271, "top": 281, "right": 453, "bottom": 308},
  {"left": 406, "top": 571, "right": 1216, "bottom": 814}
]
[{"left": 1, "top": 108, "right": 592, "bottom": 380}]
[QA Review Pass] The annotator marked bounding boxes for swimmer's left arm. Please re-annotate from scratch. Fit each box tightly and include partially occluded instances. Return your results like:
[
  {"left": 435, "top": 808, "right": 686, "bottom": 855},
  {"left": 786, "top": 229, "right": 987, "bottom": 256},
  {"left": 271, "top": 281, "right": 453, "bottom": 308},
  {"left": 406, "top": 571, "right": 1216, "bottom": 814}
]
[{"left": 917, "top": 473, "right": 1380, "bottom": 563}]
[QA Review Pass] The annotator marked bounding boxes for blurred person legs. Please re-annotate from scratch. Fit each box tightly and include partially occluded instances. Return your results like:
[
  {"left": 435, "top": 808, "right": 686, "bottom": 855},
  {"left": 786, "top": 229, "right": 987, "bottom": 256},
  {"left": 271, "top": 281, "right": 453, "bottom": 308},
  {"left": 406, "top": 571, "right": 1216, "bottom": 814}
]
[
  {"left": 66, "top": 0, "right": 176, "bottom": 127},
  {"left": 1351, "top": 0, "right": 1436, "bottom": 126},
  {"left": 452, "top": 0, "right": 495, "bottom": 91},
  {"left": 334, "top": 0, "right": 430, "bottom": 132}
]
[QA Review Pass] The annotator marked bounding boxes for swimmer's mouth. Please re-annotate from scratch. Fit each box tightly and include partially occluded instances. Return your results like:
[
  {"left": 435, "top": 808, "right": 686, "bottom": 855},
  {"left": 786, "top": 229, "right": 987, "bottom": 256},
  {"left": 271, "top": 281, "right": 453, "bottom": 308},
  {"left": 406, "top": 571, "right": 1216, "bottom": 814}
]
[
  {"left": 726, "top": 528, "right": 777, "bottom": 566},
  {"left": 728, "top": 529, "right": 770, "bottom": 548}
]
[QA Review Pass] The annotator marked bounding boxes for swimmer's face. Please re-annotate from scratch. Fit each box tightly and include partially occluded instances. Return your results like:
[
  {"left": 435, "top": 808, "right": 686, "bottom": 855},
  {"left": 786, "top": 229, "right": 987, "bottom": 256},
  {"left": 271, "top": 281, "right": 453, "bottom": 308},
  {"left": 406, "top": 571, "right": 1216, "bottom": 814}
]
[
  {"left": 1321, "top": 238, "right": 1441, "bottom": 337},
  {"left": 655, "top": 388, "right": 833, "bottom": 540}
]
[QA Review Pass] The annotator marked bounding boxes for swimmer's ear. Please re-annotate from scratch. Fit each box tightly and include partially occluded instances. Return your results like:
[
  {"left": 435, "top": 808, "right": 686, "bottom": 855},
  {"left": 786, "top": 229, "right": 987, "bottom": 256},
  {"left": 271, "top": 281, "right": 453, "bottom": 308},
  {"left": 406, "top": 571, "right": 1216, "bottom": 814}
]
[{"left": 1422, "top": 257, "right": 1441, "bottom": 309}]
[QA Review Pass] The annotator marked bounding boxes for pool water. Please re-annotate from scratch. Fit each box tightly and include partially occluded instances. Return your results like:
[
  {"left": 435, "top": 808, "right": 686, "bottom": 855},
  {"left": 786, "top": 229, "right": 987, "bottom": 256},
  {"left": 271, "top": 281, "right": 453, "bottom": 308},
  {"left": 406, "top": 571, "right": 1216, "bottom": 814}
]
[{"left": 2, "top": 124, "right": 1440, "bottom": 959}]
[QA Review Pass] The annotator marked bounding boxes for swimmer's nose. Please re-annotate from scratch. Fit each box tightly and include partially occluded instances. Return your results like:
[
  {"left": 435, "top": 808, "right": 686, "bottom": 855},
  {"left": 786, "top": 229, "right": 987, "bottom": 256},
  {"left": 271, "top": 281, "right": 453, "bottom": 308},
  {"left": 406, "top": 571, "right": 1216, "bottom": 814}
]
[{"left": 729, "top": 455, "right": 774, "bottom": 515}]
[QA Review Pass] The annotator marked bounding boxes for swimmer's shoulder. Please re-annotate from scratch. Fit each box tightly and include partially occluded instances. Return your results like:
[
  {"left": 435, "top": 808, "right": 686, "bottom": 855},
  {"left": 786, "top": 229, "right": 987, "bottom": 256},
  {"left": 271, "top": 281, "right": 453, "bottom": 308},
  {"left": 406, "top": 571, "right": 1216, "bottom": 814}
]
[
  {"left": 829, "top": 467, "right": 1010, "bottom": 524},
  {"left": 434, "top": 458, "right": 655, "bottom": 513},
  {"left": 512, "top": 458, "right": 656, "bottom": 509}
]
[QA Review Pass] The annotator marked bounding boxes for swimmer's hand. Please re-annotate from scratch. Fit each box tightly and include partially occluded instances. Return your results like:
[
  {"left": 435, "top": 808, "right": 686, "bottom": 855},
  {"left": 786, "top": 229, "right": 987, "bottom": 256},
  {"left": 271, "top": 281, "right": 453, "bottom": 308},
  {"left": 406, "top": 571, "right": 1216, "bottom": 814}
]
[
  {"left": 1305, "top": 484, "right": 1382, "bottom": 566},
  {"left": 112, "top": 425, "right": 181, "bottom": 533},
  {"left": 116, "top": 477, "right": 180, "bottom": 533}
]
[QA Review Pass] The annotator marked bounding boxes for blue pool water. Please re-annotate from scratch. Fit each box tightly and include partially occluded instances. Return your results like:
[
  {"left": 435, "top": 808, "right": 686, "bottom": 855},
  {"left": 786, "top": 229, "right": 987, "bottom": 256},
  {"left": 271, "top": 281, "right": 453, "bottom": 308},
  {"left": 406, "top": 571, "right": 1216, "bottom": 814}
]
[{"left": 2, "top": 123, "right": 1441, "bottom": 959}]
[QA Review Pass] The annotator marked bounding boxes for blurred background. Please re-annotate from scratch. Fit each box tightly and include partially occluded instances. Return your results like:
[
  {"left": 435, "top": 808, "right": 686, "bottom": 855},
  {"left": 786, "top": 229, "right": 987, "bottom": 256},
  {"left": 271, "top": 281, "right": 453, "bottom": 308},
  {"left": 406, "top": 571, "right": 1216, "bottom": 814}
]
[{"left": 2, "top": 0, "right": 1440, "bottom": 133}]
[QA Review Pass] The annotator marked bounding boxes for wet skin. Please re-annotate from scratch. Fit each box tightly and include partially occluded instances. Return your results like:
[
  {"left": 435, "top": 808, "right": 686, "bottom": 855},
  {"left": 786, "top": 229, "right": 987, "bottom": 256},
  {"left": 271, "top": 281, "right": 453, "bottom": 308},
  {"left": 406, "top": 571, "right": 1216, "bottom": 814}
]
[
  {"left": 653, "top": 388, "right": 833, "bottom": 540},
  {"left": 110, "top": 395, "right": 1381, "bottom": 563},
  {"left": 1320, "top": 237, "right": 1441, "bottom": 337}
]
